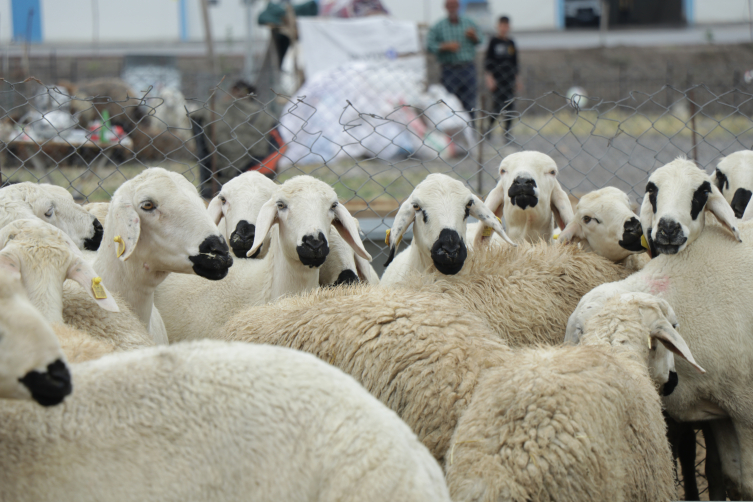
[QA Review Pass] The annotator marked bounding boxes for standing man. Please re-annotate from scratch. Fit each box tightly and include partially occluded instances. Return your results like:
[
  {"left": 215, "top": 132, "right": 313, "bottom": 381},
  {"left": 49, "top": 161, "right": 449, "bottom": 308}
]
[
  {"left": 484, "top": 16, "right": 521, "bottom": 134},
  {"left": 427, "top": 0, "right": 482, "bottom": 118}
]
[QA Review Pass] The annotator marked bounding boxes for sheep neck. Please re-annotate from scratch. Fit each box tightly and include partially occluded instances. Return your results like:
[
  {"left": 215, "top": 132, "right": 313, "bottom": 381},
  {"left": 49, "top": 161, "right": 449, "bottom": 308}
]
[
  {"left": 24, "top": 272, "right": 65, "bottom": 324},
  {"left": 93, "top": 239, "right": 167, "bottom": 329},
  {"left": 408, "top": 235, "right": 437, "bottom": 275},
  {"left": 505, "top": 205, "right": 554, "bottom": 243},
  {"left": 268, "top": 230, "right": 320, "bottom": 302}
]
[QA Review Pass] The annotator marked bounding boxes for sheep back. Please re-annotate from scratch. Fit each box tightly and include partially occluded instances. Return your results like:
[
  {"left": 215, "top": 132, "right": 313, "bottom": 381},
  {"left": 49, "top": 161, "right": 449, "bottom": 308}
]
[
  {"left": 221, "top": 284, "right": 510, "bottom": 462},
  {"left": 405, "top": 242, "right": 632, "bottom": 347},
  {"left": 446, "top": 344, "right": 675, "bottom": 502}
]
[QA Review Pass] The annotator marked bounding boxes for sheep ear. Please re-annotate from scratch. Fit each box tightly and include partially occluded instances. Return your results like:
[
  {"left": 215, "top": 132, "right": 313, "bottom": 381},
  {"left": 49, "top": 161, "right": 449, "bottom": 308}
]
[
  {"left": 557, "top": 219, "right": 584, "bottom": 244},
  {"left": 639, "top": 192, "right": 655, "bottom": 259},
  {"left": 354, "top": 253, "right": 373, "bottom": 282},
  {"left": 650, "top": 319, "right": 705, "bottom": 374},
  {"left": 207, "top": 195, "right": 224, "bottom": 226},
  {"left": 247, "top": 198, "right": 277, "bottom": 257},
  {"left": 384, "top": 199, "right": 416, "bottom": 267},
  {"left": 550, "top": 183, "right": 574, "bottom": 230},
  {"left": 108, "top": 196, "right": 141, "bottom": 261},
  {"left": 474, "top": 184, "right": 506, "bottom": 245},
  {"left": 333, "top": 204, "right": 371, "bottom": 261},
  {"left": 469, "top": 194, "right": 516, "bottom": 246},
  {"left": 0, "top": 251, "right": 22, "bottom": 281},
  {"left": 66, "top": 257, "right": 120, "bottom": 313},
  {"left": 705, "top": 184, "right": 742, "bottom": 242}
]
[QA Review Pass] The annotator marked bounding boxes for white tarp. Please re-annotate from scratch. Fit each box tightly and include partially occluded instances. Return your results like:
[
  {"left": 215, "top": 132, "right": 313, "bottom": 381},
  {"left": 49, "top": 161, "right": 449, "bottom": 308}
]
[
  {"left": 279, "top": 56, "right": 474, "bottom": 167},
  {"left": 297, "top": 16, "right": 420, "bottom": 79}
]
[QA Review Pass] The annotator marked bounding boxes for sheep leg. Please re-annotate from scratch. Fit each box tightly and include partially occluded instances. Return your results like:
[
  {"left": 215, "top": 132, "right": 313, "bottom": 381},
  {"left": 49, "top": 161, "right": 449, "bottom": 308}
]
[
  {"left": 665, "top": 413, "right": 700, "bottom": 500},
  {"left": 732, "top": 419, "right": 753, "bottom": 500},
  {"left": 701, "top": 422, "right": 726, "bottom": 501},
  {"left": 709, "top": 419, "right": 742, "bottom": 500}
]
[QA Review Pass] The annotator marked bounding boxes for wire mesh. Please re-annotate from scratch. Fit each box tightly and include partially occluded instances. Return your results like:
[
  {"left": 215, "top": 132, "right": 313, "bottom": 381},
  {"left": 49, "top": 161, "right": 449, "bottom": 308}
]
[{"left": 0, "top": 75, "right": 744, "bottom": 499}]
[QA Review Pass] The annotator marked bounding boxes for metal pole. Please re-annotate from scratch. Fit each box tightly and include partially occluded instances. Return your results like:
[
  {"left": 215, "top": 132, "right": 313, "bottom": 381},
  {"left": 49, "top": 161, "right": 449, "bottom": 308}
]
[
  {"left": 244, "top": 0, "right": 254, "bottom": 82},
  {"left": 749, "top": 0, "right": 753, "bottom": 42},
  {"left": 599, "top": 0, "right": 609, "bottom": 48},
  {"left": 201, "top": 0, "right": 220, "bottom": 196}
]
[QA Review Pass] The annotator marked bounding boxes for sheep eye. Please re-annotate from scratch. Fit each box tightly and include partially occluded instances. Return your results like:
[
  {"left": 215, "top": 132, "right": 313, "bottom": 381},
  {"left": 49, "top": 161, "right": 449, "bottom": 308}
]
[
  {"left": 466, "top": 200, "right": 473, "bottom": 207},
  {"left": 412, "top": 203, "right": 420, "bottom": 211},
  {"left": 44, "top": 207, "right": 54, "bottom": 217},
  {"left": 582, "top": 216, "right": 591, "bottom": 223},
  {"left": 276, "top": 201, "right": 287, "bottom": 210},
  {"left": 219, "top": 196, "right": 226, "bottom": 204},
  {"left": 549, "top": 170, "right": 556, "bottom": 175},
  {"left": 140, "top": 201, "right": 156, "bottom": 211},
  {"left": 500, "top": 169, "right": 506, "bottom": 175},
  {"left": 331, "top": 202, "right": 338, "bottom": 210}
]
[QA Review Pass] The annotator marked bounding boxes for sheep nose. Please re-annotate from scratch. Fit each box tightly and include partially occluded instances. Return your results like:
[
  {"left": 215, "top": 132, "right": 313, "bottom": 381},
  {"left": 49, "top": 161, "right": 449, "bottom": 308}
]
[
  {"left": 202, "top": 234, "right": 230, "bottom": 256},
  {"left": 83, "top": 218, "right": 104, "bottom": 251},
  {"left": 19, "top": 359, "right": 72, "bottom": 407},
  {"left": 655, "top": 218, "right": 685, "bottom": 246},
  {"left": 430, "top": 229, "right": 468, "bottom": 275},
  {"left": 512, "top": 176, "right": 537, "bottom": 187},
  {"left": 229, "top": 220, "right": 257, "bottom": 258},
  {"left": 297, "top": 232, "right": 330, "bottom": 268},
  {"left": 190, "top": 235, "right": 233, "bottom": 280},
  {"left": 623, "top": 217, "right": 641, "bottom": 234},
  {"left": 302, "top": 233, "right": 326, "bottom": 251}
]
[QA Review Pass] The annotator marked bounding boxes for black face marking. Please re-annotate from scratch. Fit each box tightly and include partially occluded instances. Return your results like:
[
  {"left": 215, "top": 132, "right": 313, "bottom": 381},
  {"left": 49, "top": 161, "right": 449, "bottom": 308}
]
[
  {"left": 508, "top": 177, "right": 538, "bottom": 210},
  {"left": 690, "top": 181, "right": 712, "bottom": 220},
  {"left": 190, "top": 235, "right": 233, "bottom": 280},
  {"left": 19, "top": 359, "right": 72, "bottom": 407},
  {"left": 714, "top": 169, "right": 729, "bottom": 192},
  {"left": 430, "top": 228, "right": 468, "bottom": 275},
  {"left": 464, "top": 206, "right": 470, "bottom": 220},
  {"left": 384, "top": 246, "right": 397, "bottom": 267},
  {"left": 421, "top": 209, "right": 428, "bottom": 224},
  {"left": 83, "top": 219, "right": 104, "bottom": 251},
  {"left": 654, "top": 217, "right": 687, "bottom": 254},
  {"left": 332, "top": 269, "right": 359, "bottom": 286},
  {"left": 646, "top": 182, "right": 658, "bottom": 214},
  {"left": 646, "top": 228, "right": 658, "bottom": 259},
  {"left": 229, "top": 220, "right": 257, "bottom": 258},
  {"left": 618, "top": 217, "right": 645, "bottom": 252},
  {"left": 296, "top": 232, "right": 330, "bottom": 268},
  {"left": 662, "top": 370, "right": 679, "bottom": 396},
  {"left": 731, "top": 188, "right": 752, "bottom": 219}
]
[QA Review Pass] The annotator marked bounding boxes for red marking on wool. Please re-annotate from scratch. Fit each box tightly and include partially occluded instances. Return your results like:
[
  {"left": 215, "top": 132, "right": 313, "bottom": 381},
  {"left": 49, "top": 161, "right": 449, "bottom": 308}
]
[{"left": 646, "top": 276, "right": 670, "bottom": 295}]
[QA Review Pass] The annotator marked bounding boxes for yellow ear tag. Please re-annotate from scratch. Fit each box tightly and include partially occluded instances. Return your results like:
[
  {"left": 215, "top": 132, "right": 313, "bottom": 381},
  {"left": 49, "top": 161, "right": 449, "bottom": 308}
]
[
  {"left": 641, "top": 235, "right": 649, "bottom": 250},
  {"left": 481, "top": 217, "right": 502, "bottom": 238},
  {"left": 114, "top": 235, "right": 126, "bottom": 258},
  {"left": 553, "top": 233, "right": 560, "bottom": 240},
  {"left": 91, "top": 277, "right": 107, "bottom": 300},
  {"left": 648, "top": 335, "right": 652, "bottom": 350},
  {"left": 385, "top": 229, "right": 402, "bottom": 247}
]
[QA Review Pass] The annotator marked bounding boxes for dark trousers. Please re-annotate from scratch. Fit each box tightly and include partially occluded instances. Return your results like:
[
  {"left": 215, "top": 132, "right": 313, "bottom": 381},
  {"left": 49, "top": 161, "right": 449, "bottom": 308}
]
[
  {"left": 441, "top": 63, "right": 477, "bottom": 119},
  {"left": 491, "top": 87, "right": 515, "bottom": 132}
]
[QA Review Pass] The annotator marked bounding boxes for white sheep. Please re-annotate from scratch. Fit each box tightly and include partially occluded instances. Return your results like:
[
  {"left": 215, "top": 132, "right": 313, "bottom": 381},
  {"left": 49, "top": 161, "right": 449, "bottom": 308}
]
[
  {"left": 208, "top": 171, "right": 378, "bottom": 285},
  {"left": 381, "top": 173, "right": 514, "bottom": 287},
  {"left": 0, "top": 271, "right": 71, "bottom": 406},
  {"left": 0, "top": 218, "right": 153, "bottom": 362},
  {"left": 155, "top": 175, "right": 371, "bottom": 342},
  {"left": 711, "top": 150, "right": 753, "bottom": 219},
  {"left": 82, "top": 201, "right": 110, "bottom": 226},
  {"left": 0, "top": 339, "right": 450, "bottom": 502},
  {"left": 207, "top": 170, "right": 278, "bottom": 260},
  {"left": 566, "top": 158, "right": 753, "bottom": 499},
  {"left": 557, "top": 186, "right": 649, "bottom": 271},
  {"left": 1, "top": 182, "right": 103, "bottom": 250},
  {"left": 219, "top": 283, "right": 510, "bottom": 464},
  {"left": 470, "top": 151, "right": 574, "bottom": 245},
  {"left": 447, "top": 292, "right": 704, "bottom": 502},
  {"left": 91, "top": 168, "right": 233, "bottom": 345}
]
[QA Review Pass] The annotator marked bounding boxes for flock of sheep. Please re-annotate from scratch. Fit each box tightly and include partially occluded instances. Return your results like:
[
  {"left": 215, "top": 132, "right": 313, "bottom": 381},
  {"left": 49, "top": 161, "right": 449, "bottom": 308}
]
[{"left": 2, "top": 147, "right": 753, "bottom": 501}]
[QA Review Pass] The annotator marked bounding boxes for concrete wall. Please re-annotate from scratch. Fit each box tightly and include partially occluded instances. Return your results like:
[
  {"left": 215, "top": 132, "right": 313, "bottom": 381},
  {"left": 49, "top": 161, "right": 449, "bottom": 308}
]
[
  {"left": 381, "top": 0, "right": 558, "bottom": 30},
  {"left": 694, "top": 0, "right": 751, "bottom": 24}
]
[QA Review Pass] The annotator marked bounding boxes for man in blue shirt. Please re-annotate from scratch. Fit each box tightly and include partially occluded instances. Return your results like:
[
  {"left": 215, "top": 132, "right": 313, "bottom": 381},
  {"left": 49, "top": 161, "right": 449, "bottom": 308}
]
[{"left": 427, "top": 0, "right": 482, "bottom": 118}]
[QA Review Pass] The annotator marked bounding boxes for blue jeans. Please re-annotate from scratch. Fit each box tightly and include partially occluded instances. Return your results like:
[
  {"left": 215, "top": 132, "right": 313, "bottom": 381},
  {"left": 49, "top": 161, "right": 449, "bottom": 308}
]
[{"left": 441, "top": 62, "right": 477, "bottom": 118}]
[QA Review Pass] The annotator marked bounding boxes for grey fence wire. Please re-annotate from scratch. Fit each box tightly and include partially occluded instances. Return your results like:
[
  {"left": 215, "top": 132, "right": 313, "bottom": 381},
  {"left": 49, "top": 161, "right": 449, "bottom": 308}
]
[{"left": 0, "top": 77, "right": 744, "bottom": 499}]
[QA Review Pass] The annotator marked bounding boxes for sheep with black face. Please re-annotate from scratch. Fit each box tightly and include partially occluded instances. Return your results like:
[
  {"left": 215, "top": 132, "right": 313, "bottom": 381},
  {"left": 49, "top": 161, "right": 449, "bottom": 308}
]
[
  {"left": 471, "top": 151, "right": 574, "bottom": 245},
  {"left": 381, "top": 173, "right": 513, "bottom": 287},
  {"left": 711, "top": 150, "right": 753, "bottom": 220}
]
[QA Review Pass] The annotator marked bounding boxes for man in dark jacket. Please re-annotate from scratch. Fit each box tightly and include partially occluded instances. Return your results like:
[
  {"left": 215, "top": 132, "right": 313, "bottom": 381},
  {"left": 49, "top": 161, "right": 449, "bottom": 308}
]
[{"left": 484, "top": 16, "right": 521, "bottom": 134}]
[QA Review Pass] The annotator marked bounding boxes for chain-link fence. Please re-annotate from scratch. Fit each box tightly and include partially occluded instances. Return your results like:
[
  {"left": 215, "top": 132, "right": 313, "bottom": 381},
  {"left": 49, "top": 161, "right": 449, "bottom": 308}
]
[{"left": 0, "top": 76, "right": 745, "bottom": 500}]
